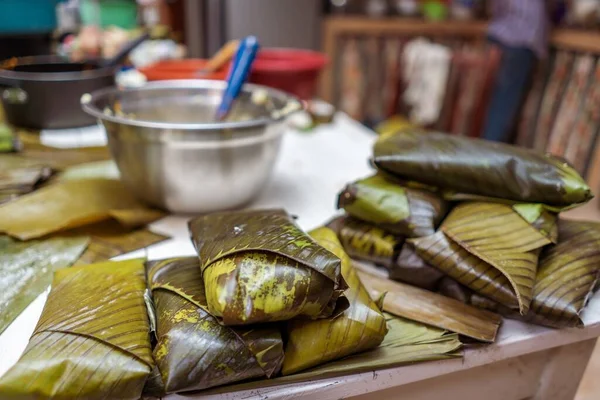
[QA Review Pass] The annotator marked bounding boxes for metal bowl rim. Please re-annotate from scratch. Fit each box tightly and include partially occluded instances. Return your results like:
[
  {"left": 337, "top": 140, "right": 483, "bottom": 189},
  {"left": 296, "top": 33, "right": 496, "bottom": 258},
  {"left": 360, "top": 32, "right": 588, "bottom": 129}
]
[{"left": 81, "top": 79, "right": 302, "bottom": 131}]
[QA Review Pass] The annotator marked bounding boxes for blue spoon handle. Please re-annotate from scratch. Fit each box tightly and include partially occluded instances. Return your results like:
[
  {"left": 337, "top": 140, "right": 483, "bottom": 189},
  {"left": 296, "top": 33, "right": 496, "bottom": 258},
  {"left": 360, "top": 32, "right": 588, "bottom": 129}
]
[{"left": 215, "top": 36, "right": 260, "bottom": 121}]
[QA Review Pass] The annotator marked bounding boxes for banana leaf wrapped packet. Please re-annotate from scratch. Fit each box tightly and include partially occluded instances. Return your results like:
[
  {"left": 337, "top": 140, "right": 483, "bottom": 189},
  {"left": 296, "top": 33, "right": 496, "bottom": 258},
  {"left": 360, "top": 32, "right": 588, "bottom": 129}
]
[
  {"left": 283, "top": 227, "right": 388, "bottom": 375},
  {"left": 327, "top": 215, "right": 443, "bottom": 290},
  {"left": 189, "top": 209, "right": 348, "bottom": 325},
  {"left": 411, "top": 202, "right": 556, "bottom": 315},
  {"left": 0, "top": 259, "right": 154, "bottom": 400},
  {"left": 145, "top": 258, "right": 284, "bottom": 395},
  {"left": 373, "top": 130, "right": 592, "bottom": 207},
  {"left": 337, "top": 174, "right": 449, "bottom": 237}
]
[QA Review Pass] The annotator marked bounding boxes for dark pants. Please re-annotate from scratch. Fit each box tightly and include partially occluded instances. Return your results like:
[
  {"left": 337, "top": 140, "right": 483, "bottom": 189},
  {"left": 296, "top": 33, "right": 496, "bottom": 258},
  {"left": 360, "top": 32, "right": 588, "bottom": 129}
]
[{"left": 482, "top": 38, "right": 536, "bottom": 142}]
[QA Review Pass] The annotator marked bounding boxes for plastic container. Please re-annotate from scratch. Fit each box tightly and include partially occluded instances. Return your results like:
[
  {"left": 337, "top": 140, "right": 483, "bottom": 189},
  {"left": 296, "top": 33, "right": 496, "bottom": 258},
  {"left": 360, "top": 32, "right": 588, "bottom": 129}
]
[
  {"left": 0, "top": 0, "right": 59, "bottom": 34},
  {"left": 80, "top": 0, "right": 138, "bottom": 29},
  {"left": 140, "top": 49, "right": 328, "bottom": 100},
  {"left": 249, "top": 49, "right": 328, "bottom": 100},
  {"left": 139, "top": 59, "right": 229, "bottom": 81}
]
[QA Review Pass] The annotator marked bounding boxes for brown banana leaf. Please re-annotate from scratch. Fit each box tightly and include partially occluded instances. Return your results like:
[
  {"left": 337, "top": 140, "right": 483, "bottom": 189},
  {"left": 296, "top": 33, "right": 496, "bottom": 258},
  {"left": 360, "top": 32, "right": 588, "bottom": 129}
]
[
  {"left": 516, "top": 219, "right": 600, "bottom": 328},
  {"left": 390, "top": 244, "right": 445, "bottom": 290},
  {"left": 283, "top": 227, "right": 388, "bottom": 375},
  {"left": 0, "top": 178, "right": 165, "bottom": 240},
  {"left": 373, "top": 130, "right": 592, "bottom": 207},
  {"left": 201, "top": 313, "right": 461, "bottom": 396},
  {"left": 65, "top": 221, "right": 170, "bottom": 265},
  {"left": 412, "top": 202, "right": 552, "bottom": 315},
  {"left": 0, "top": 155, "right": 53, "bottom": 204},
  {"left": 0, "top": 235, "right": 89, "bottom": 335},
  {"left": 145, "top": 257, "right": 284, "bottom": 395},
  {"left": 188, "top": 209, "right": 347, "bottom": 325},
  {"left": 357, "top": 269, "right": 502, "bottom": 342},
  {"left": 0, "top": 259, "right": 154, "bottom": 400},
  {"left": 20, "top": 144, "right": 111, "bottom": 170},
  {"left": 327, "top": 215, "right": 404, "bottom": 268},
  {"left": 337, "top": 174, "right": 448, "bottom": 237},
  {"left": 512, "top": 203, "right": 559, "bottom": 243}
]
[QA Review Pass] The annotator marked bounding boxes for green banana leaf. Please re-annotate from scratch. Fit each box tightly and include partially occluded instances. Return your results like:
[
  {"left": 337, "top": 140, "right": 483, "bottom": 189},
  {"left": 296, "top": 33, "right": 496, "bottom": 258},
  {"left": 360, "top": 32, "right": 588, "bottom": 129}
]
[
  {"left": 65, "top": 221, "right": 170, "bottom": 265},
  {"left": 411, "top": 202, "right": 552, "bottom": 315},
  {"left": 0, "top": 178, "right": 165, "bottom": 240},
  {"left": 145, "top": 257, "right": 284, "bottom": 395},
  {"left": 188, "top": 209, "right": 348, "bottom": 325},
  {"left": 512, "top": 203, "right": 558, "bottom": 243},
  {"left": 201, "top": 313, "right": 461, "bottom": 395},
  {"left": 373, "top": 130, "right": 592, "bottom": 207},
  {"left": 337, "top": 174, "right": 448, "bottom": 237},
  {"left": 59, "top": 160, "right": 120, "bottom": 181},
  {"left": 357, "top": 269, "right": 502, "bottom": 342},
  {"left": 283, "top": 227, "right": 388, "bottom": 375},
  {"left": 327, "top": 215, "right": 403, "bottom": 268},
  {"left": 0, "top": 235, "right": 89, "bottom": 335},
  {"left": 0, "top": 123, "right": 18, "bottom": 153},
  {"left": 0, "top": 259, "right": 154, "bottom": 400},
  {"left": 514, "top": 219, "right": 600, "bottom": 328},
  {"left": 390, "top": 244, "right": 445, "bottom": 290}
]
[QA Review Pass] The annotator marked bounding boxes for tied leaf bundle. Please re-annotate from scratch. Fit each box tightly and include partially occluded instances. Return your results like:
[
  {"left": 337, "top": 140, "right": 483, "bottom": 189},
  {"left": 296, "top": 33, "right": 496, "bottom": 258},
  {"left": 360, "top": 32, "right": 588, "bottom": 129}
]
[
  {"left": 411, "top": 202, "right": 556, "bottom": 315},
  {"left": 0, "top": 259, "right": 154, "bottom": 400},
  {"left": 337, "top": 174, "right": 448, "bottom": 237},
  {"left": 189, "top": 209, "right": 348, "bottom": 325},
  {"left": 146, "top": 258, "right": 284, "bottom": 395},
  {"left": 373, "top": 130, "right": 592, "bottom": 207},
  {"left": 283, "top": 227, "right": 388, "bottom": 375}
]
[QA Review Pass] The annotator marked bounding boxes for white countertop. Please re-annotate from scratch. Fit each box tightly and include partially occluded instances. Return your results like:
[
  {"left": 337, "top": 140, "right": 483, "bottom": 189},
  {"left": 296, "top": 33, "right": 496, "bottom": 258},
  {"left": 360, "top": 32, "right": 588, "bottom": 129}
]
[{"left": 1, "top": 114, "right": 600, "bottom": 400}]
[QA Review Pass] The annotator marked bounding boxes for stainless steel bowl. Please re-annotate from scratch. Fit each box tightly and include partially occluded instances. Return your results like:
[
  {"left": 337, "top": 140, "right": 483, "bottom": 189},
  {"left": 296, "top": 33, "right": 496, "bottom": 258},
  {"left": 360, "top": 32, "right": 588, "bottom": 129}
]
[{"left": 82, "top": 79, "right": 301, "bottom": 213}]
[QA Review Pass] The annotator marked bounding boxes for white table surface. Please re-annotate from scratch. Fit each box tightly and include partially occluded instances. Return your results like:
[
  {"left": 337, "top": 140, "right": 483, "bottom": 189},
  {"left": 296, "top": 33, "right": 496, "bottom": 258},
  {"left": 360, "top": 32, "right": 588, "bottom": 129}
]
[{"left": 1, "top": 114, "right": 600, "bottom": 400}]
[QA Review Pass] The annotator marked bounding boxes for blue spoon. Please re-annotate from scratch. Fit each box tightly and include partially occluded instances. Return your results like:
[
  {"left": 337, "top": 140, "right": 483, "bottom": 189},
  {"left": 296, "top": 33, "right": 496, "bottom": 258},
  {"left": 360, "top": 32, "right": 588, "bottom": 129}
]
[{"left": 215, "top": 36, "right": 260, "bottom": 121}]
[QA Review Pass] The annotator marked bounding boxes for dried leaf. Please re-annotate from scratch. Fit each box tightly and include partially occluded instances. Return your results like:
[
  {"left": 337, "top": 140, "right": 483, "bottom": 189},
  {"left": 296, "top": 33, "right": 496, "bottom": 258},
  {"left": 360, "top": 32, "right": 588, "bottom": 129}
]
[
  {"left": 373, "top": 130, "right": 592, "bottom": 207},
  {"left": 0, "top": 178, "right": 164, "bottom": 240},
  {"left": 283, "top": 227, "right": 388, "bottom": 375},
  {"left": 357, "top": 269, "right": 502, "bottom": 342},
  {"left": 145, "top": 258, "right": 283, "bottom": 395},
  {"left": 337, "top": 174, "right": 448, "bottom": 237},
  {"left": 189, "top": 209, "right": 347, "bottom": 325},
  {"left": 412, "top": 202, "right": 551, "bottom": 314},
  {"left": 0, "top": 235, "right": 89, "bottom": 335},
  {"left": 520, "top": 220, "right": 600, "bottom": 328},
  {"left": 66, "top": 221, "right": 170, "bottom": 265},
  {"left": 0, "top": 259, "right": 153, "bottom": 400}
]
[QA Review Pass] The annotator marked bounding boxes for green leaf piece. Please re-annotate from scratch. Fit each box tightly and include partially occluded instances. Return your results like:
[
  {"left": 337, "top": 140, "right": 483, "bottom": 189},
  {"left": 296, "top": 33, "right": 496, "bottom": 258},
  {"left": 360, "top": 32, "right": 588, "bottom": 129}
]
[
  {"left": 0, "top": 259, "right": 153, "bottom": 400},
  {"left": 188, "top": 209, "right": 347, "bottom": 325},
  {"left": 0, "top": 235, "right": 89, "bottom": 335}
]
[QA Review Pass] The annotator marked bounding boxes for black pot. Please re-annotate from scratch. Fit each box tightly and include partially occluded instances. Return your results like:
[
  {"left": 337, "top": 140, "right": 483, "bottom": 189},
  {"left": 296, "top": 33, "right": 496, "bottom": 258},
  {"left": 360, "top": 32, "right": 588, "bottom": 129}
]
[{"left": 0, "top": 56, "right": 115, "bottom": 129}]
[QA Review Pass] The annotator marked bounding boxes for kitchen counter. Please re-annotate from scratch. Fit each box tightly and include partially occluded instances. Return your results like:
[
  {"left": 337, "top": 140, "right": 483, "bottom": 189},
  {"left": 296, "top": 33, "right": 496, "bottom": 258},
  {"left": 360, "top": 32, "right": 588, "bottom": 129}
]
[{"left": 1, "top": 114, "right": 598, "bottom": 400}]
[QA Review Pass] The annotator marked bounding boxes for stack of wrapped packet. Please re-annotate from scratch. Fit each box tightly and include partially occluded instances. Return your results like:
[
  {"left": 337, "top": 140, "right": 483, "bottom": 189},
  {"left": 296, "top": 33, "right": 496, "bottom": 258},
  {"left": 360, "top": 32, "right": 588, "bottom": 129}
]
[
  {"left": 331, "top": 130, "right": 600, "bottom": 329},
  {"left": 0, "top": 210, "right": 400, "bottom": 398}
]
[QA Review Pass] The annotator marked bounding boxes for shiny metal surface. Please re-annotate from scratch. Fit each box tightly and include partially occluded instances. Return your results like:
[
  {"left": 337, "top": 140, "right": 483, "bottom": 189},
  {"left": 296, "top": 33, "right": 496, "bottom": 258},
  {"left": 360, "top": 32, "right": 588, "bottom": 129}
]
[{"left": 82, "top": 80, "right": 299, "bottom": 213}]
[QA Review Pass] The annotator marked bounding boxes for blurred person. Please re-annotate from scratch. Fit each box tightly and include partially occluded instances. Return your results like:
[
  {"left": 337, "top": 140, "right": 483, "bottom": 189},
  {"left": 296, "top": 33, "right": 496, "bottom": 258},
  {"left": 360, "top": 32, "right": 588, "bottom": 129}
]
[{"left": 483, "top": 0, "right": 550, "bottom": 142}]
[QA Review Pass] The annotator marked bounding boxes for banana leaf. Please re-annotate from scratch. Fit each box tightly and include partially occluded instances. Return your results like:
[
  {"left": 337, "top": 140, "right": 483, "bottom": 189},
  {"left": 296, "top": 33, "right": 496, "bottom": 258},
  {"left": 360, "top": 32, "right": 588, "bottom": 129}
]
[
  {"left": 357, "top": 269, "right": 501, "bottom": 342},
  {"left": 283, "top": 227, "right": 388, "bottom": 375},
  {"left": 188, "top": 209, "right": 348, "bottom": 325},
  {"left": 513, "top": 203, "right": 558, "bottom": 243},
  {"left": 0, "top": 178, "right": 165, "bottom": 240},
  {"left": 59, "top": 160, "right": 120, "bottom": 181},
  {"left": 0, "top": 123, "right": 18, "bottom": 152},
  {"left": 201, "top": 313, "right": 461, "bottom": 396},
  {"left": 513, "top": 219, "right": 600, "bottom": 328},
  {"left": 20, "top": 144, "right": 111, "bottom": 170},
  {"left": 373, "top": 130, "right": 592, "bottom": 207},
  {"left": 0, "top": 155, "right": 53, "bottom": 204},
  {"left": 145, "top": 257, "right": 284, "bottom": 395},
  {"left": 411, "top": 202, "right": 553, "bottom": 315},
  {"left": 337, "top": 174, "right": 448, "bottom": 237},
  {"left": 65, "top": 221, "right": 170, "bottom": 265},
  {"left": 388, "top": 244, "right": 444, "bottom": 290},
  {"left": 327, "top": 215, "right": 403, "bottom": 268},
  {"left": 0, "top": 259, "right": 154, "bottom": 400},
  {"left": 0, "top": 235, "right": 89, "bottom": 335}
]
